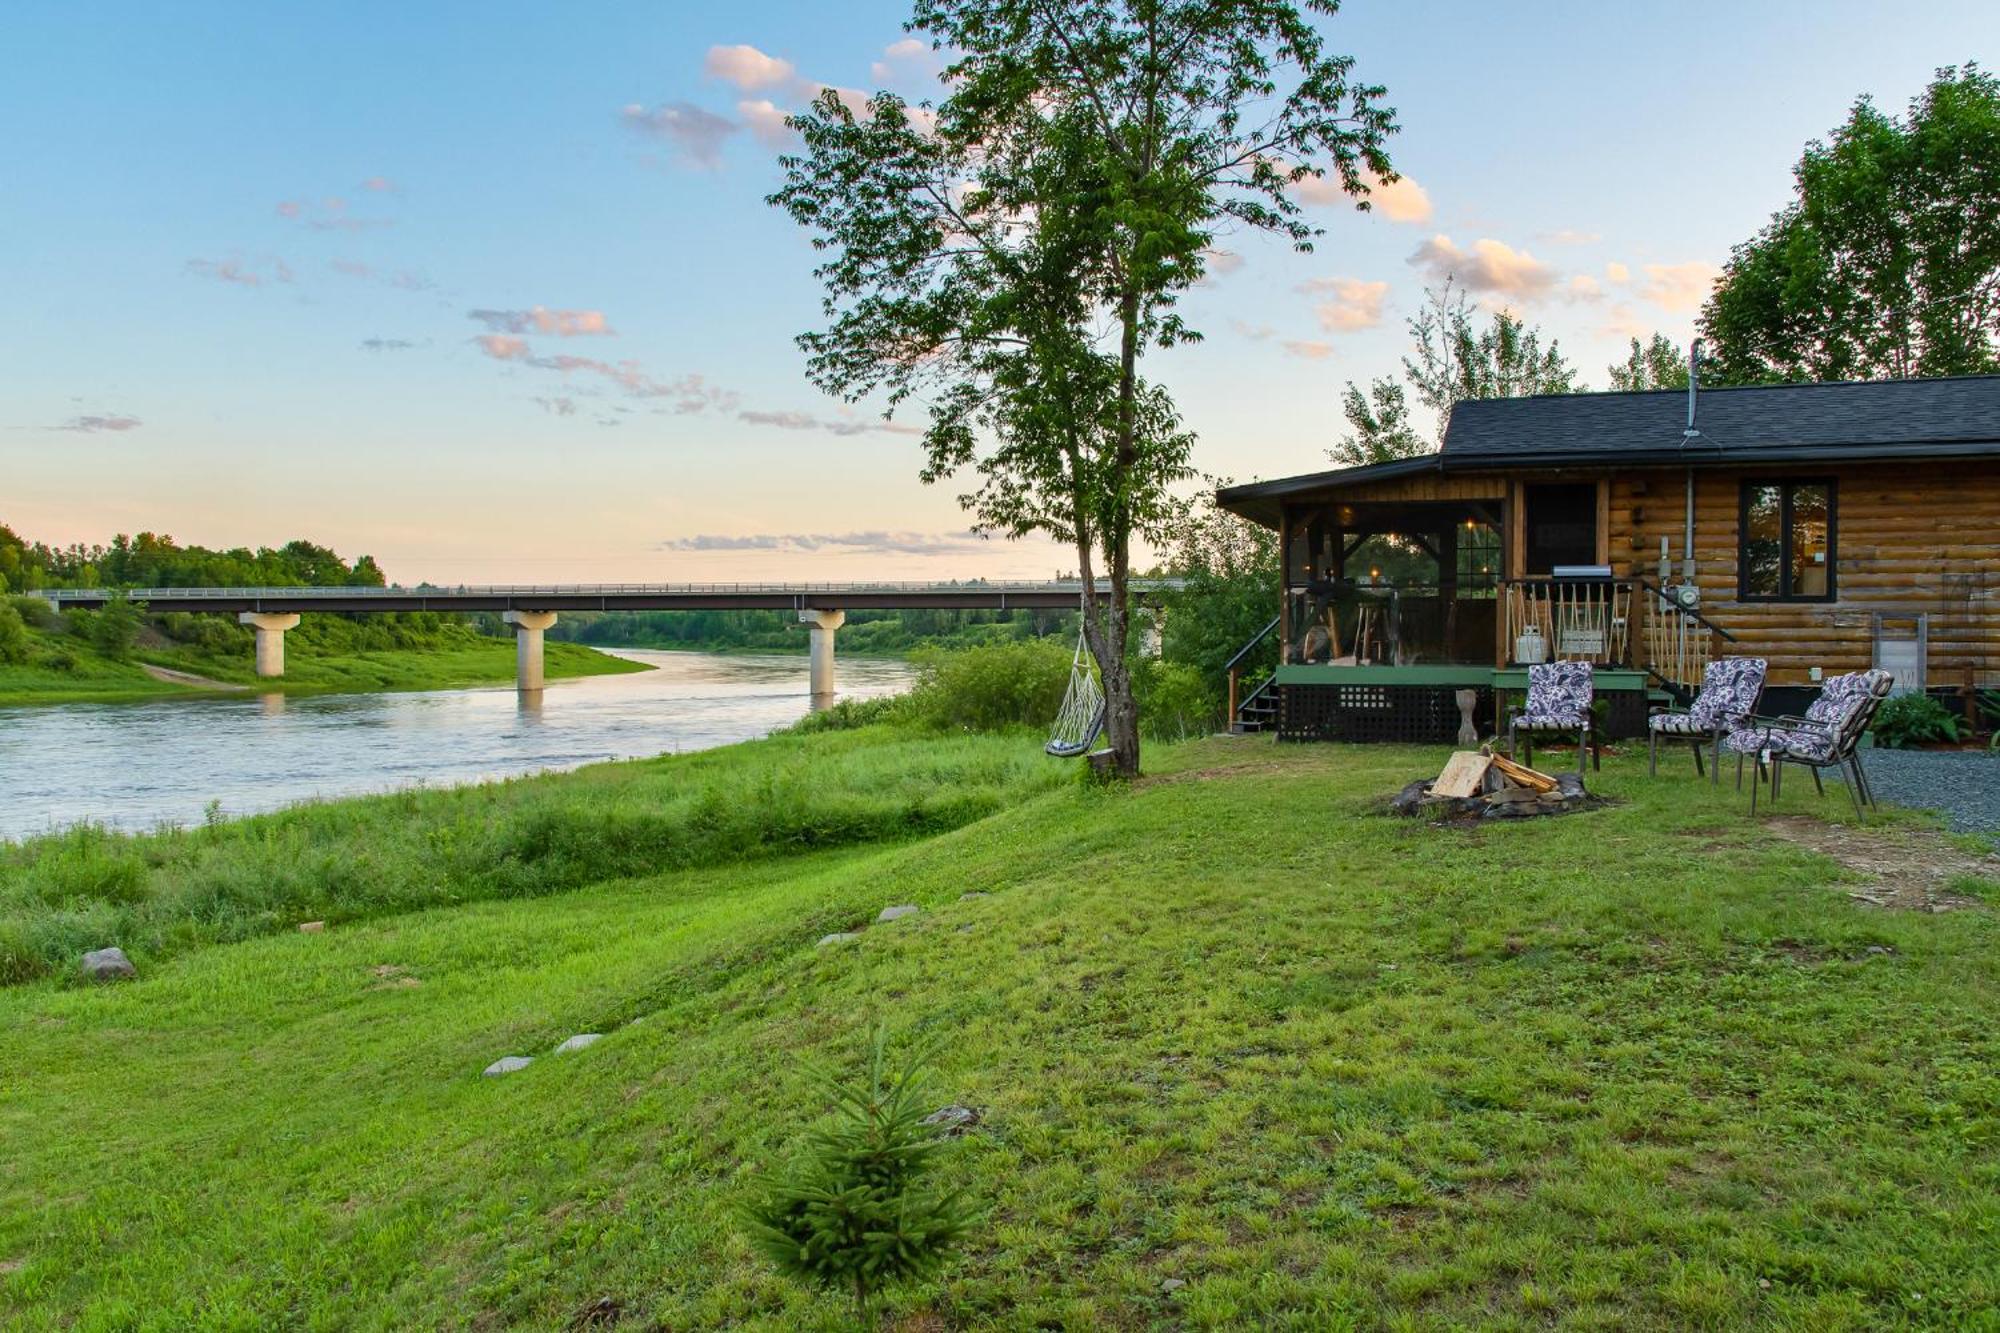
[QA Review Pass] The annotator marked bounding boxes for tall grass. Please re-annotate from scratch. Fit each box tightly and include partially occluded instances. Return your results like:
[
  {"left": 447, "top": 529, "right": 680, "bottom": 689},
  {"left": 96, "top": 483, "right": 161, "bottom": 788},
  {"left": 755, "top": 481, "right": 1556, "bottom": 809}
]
[{"left": 0, "top": 727, "right": 1063, "bottom": 984}]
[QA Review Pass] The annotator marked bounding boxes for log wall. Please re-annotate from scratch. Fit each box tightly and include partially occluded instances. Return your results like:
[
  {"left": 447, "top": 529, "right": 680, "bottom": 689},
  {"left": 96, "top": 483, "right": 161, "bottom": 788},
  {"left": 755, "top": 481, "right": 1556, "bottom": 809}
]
[{"left": 1606, "top": 461, "right": 2000, "bottom": 687}]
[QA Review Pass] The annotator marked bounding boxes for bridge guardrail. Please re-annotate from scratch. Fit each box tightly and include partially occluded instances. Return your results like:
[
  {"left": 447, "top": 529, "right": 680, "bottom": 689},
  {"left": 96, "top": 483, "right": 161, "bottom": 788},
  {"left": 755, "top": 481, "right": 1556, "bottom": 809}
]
[{"left": 28, "top": 579, "right": 1183, "bottom": 601}]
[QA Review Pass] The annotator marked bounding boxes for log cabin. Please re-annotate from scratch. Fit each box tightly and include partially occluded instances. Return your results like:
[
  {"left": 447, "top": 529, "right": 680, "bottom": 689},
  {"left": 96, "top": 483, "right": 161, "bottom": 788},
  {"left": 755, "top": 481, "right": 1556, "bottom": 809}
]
[{"left": 1215, "top": 374, "right": 2000, "bottom": 742}]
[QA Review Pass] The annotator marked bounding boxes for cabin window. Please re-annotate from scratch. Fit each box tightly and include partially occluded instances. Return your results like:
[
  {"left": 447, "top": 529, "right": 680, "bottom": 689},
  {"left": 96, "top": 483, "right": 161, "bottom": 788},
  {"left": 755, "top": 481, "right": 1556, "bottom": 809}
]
[
  {"left": 1523, "top": 483, "right": 1599, "bottom": 574},
  {"left": 1739, "top": 479, "right": 1835, "bottom": 601}
]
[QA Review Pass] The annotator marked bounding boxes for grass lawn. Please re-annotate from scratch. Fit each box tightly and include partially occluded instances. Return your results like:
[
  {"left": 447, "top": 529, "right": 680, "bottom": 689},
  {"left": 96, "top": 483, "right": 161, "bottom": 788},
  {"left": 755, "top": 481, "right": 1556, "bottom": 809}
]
[
  {"left": 2, "top": 735, "right": 1996, "bottom": 1329},
  {"left": 0, "top": 638, "right": 639, "bottom": 708}
]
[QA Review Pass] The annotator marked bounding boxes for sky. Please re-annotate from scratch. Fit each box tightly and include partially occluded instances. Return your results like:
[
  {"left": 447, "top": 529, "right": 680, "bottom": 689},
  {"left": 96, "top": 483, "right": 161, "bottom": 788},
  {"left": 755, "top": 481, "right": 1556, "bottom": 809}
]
[{"left": 4, "top": 1, "right": 1995, "bottom": 584}]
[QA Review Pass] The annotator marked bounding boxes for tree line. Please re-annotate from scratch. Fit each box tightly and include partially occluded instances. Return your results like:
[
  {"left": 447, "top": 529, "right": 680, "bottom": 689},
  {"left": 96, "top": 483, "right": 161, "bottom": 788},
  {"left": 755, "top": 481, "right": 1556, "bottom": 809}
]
[
  {"left": 1338, "top": 63, "right": 1999, "bottom": 466},
  {"left": 0, "top": 524, "right": 386, "bottom": 596}
]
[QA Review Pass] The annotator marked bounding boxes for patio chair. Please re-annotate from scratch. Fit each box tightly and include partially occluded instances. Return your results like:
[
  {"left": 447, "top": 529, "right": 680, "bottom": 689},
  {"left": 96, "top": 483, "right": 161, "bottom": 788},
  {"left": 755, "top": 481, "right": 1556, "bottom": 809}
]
[
  {"left": 1647, "top": 656, "right": 1767, "bottom": 784},
  {"left": 1725, "top": 668, "right": 1894, "bottom": 818},
  {"left": 1508, "top": 661, "right": 1596, "bottom": 774}
]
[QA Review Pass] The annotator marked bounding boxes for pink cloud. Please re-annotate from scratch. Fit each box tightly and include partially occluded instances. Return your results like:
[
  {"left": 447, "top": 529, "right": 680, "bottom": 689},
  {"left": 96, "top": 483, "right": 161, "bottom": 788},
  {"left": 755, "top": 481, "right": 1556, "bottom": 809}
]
[
  {"left": 1297, "top": 277, "right": 1389, "bottom": 332},
  {"left": 704, "top": 44, "right": 796, "bottom": 91},
  {"left": 359, "top": 176, "right": 396, "bottom": 193},
  {"left": 1408, "top": 234, "right": 1559, "bottom": 301},
  {"left": 475, "top": 334, "right": 532, "bottom": 360},
  {"left": 50, "top": 414, "right": 143, "bottom": 433},
  {"left": 469, "top": 307, "right": 614, "bottom": 337},
  {"left": 1282, "top": 340, "right": 1335, "bottom": 360},
  {"left": 737, "top": 99, "right": 796, "bottom": 148}
]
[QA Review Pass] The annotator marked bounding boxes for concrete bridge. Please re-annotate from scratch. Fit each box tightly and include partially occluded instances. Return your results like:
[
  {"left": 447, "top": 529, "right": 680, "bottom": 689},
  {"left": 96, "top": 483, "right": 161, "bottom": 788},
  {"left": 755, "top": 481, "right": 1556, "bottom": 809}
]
[{"left": 31, "top": 581, "right": 1173, "bottom": 697}]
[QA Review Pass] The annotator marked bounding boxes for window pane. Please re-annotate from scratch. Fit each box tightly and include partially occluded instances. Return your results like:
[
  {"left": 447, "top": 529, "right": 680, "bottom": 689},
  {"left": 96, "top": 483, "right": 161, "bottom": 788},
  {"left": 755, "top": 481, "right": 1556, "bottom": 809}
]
[
  {"left": 1790, "top": 484, "right": 1829, "bottom": 597},
  {"left": 1743, "top": 484, "right": 1783, "bottom": 597}
]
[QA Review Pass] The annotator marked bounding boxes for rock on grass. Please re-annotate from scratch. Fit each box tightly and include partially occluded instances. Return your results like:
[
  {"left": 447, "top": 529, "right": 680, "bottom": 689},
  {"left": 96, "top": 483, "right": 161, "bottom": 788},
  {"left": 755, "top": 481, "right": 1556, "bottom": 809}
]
[{"left": 80, "top": 948, "right": 135, "bottom": 982}]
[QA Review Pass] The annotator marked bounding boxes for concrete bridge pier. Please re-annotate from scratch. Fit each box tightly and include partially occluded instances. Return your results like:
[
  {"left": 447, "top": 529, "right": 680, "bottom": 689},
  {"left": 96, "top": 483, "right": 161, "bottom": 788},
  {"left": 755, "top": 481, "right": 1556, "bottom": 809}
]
[
  {"left": 238, "top": 612, "right": 301, "bottom": 677},
  {"left": 800, "top": 608, "right": 845, "bottom": 700},
  {"left": 503, "top": 610, "right": 559, "bottom": 691}
]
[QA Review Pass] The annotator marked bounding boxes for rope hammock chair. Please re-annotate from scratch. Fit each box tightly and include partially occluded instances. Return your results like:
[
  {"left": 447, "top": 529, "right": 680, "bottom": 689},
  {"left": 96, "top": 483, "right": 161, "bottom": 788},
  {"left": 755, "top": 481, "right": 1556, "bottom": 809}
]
[{"left": 1046, "top": 626, "right": 1107, "bottom": 758}]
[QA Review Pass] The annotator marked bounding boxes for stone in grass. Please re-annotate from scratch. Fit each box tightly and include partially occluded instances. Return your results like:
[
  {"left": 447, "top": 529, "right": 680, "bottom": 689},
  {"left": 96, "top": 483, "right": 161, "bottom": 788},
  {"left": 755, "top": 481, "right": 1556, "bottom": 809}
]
[
  {"left": 923, "top": 1104, "right": 981, "bottom": 1136},
  {"left": 298, "top": 920, "right": 326, "bottom": 933},
  {"left": 876, "top": 904, "right": 920, "bottom": 923},
  {"left": 817, "top": 932, "right": 861, "bottom": 947},
  {"left": 1161, "top": 1278, "right": 1188, "bottom": 1293},
  {"left": 483, "top": 1056, "right": 532, "bottom": 1077},
  {"left": 79, "top": 947, "right": 135, "bottom": 982},
  {"left": 959, "top": 892, "right": 990, "bottom": 901},
  {"left": 554, "top": 1033, "right": 602, "bottom": 1055}
]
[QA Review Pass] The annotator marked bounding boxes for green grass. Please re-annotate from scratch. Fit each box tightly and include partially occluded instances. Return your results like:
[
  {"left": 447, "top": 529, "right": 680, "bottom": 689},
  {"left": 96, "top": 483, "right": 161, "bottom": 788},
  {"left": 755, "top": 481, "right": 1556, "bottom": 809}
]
[
  {"left": 0, "top": 636, "right": 637, "bottom": 708},
  {"left": 0, "top": 727, "right": 1061, "bottom": 984},
  {"left": 1, "top": 736, "right": 1996, "bottom": 1329}
]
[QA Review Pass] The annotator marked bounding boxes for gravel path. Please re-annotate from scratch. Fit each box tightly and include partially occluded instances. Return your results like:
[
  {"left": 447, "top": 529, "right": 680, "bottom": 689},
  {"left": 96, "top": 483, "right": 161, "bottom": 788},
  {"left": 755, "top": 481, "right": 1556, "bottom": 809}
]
[{"left": 1851, "top": 748, "right": 2000, "bottom": 834}]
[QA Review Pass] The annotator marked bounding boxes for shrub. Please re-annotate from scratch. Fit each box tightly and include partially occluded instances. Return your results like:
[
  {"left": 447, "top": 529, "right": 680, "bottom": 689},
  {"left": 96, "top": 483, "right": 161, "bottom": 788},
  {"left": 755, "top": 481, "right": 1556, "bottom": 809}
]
[
  {"left": 745, "top": 1029, "right": 973, "bottom": 1328},
  {"left": 8, "top": 596, "right": 62, "bottom": 631},
  {"left": 785, "top": 695, "right": 912, "bottom": 735},
  {"left": 905, "top": 639, "right": 1071, "bottom": 732},
  {"left": 88, "top": 595, "right": 142, "bottom": 661},
  {"left": 1131, "top": 657, "right": 1219, "bottom": 741},
  {"left": 1871, "top": 692, "right": 1965, "bottom": 749},
  {"left": 0, "top": 601, "right": 28, "bottom": 665}
]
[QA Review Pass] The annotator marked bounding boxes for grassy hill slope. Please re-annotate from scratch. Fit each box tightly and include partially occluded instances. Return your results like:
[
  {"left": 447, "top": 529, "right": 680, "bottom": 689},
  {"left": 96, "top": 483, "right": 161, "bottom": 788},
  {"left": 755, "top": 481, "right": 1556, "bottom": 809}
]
[{"left": 1, "top": 737, "right": 1996, "bottom": 1329}]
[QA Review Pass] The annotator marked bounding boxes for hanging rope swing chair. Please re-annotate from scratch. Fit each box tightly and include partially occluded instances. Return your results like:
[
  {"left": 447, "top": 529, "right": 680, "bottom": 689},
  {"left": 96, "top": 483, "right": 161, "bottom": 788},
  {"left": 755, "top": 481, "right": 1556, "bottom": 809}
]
[{"left": 1045, "top": 626, "right": 1106, "bottom": 758}]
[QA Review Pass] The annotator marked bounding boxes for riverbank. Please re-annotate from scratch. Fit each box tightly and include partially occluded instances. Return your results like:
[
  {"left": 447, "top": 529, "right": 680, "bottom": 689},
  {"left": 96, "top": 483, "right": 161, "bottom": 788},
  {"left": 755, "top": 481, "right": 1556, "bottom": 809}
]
[
  {"left": 0, "top": 634, "right": 641, "bottom": 708},
  {"left": 2, "top": 732, "right": 1996, "bottom": 1326}
]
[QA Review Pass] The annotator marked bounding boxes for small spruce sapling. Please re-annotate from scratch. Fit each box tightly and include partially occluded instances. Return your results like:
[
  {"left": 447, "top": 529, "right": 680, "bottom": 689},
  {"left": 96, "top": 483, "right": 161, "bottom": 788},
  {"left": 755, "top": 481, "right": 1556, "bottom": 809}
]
[{"left": 744, "top": 1028, "right": 972, "bottom": 1328}]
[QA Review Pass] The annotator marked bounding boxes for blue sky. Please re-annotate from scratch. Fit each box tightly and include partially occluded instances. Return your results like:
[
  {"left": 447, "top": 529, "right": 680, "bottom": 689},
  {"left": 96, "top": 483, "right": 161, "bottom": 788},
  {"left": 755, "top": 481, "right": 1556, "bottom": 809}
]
[{"left": 5, "top": 1, "right": 1994, "bottom": 582}]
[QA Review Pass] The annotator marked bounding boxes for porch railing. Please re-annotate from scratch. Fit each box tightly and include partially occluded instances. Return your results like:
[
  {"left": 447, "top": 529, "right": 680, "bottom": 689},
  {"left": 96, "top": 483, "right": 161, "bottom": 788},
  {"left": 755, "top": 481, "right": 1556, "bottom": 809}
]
[
  {"left": 1502, "top": 580, "right": 1633, "bottom": 667},
  {"left": 1634, "top": 579, "right": 1737, "bottom": 694}
]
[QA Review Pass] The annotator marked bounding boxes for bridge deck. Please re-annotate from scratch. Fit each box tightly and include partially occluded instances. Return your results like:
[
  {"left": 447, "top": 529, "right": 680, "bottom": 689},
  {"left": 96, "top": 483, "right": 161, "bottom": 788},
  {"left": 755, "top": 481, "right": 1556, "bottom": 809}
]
[{"left": 29, "top": 580, "right": 1176, "bottom": 615}]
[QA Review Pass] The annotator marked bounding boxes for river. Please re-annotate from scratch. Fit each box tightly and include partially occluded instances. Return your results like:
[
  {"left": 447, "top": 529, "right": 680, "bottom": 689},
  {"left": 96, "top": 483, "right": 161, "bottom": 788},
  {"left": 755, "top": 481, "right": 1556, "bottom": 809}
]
[{"left": 0, "top": 650, "right": 916, "bottom": 842}]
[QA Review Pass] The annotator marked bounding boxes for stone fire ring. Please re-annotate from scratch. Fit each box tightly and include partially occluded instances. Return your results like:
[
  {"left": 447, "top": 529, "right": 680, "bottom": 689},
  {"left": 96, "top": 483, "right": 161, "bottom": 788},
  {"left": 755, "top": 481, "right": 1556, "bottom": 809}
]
[{"left": 1391, "top": 771, "right": 1603, "bottom": 821}]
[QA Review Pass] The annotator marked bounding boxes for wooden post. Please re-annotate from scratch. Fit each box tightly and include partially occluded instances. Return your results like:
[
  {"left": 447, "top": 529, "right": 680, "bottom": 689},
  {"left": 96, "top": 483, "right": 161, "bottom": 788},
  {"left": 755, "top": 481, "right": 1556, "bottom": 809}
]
[{"left": 1278, "top": 507, "right": 1292, "bottom": 664}]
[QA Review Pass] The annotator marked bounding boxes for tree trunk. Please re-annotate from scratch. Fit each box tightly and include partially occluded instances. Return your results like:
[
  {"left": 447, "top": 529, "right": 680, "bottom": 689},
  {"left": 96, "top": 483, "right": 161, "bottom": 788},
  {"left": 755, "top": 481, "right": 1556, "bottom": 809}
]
[{"left": 1095, "top": 285, "right": 1144, "bottom": 778}]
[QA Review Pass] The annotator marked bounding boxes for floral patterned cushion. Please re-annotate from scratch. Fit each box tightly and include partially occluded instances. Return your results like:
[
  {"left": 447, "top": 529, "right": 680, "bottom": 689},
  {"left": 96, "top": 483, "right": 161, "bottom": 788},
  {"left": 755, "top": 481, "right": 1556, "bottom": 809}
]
[
  {"left": 1727, "top": 722, "right": 1839, "bottom": 762},
  {"left": 1688, "top": 657, "right": 1768, "bottom": 730},
  {"left": 1517, "top": 661, "right": 1593, "bottom": 728},
  {"left": 1652, "top": 657, "right": 1767, "bottom": 735},
  {"left": 1726, "top": 669, "right": 1892, "bottom": 762}
]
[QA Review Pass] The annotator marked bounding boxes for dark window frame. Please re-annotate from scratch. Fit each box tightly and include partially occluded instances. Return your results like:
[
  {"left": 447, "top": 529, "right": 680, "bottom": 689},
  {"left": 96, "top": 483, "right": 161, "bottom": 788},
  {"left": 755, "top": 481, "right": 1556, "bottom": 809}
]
[{"left": 1737, "top": 478, "right": 1838, "bottom": 603}]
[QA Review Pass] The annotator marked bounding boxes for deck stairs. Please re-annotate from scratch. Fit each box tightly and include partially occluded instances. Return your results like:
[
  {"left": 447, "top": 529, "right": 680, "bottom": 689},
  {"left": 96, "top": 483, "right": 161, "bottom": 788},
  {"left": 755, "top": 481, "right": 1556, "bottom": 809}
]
[{"left": 1230, "top": 676, "right": 1279, "bottom": 734}]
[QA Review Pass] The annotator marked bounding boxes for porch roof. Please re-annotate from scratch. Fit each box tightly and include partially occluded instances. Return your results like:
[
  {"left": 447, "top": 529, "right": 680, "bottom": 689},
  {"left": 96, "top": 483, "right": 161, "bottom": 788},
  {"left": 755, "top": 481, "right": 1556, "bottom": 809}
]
[{"left": 1214, "top": 455, "right": 1443, "bottom": 527}]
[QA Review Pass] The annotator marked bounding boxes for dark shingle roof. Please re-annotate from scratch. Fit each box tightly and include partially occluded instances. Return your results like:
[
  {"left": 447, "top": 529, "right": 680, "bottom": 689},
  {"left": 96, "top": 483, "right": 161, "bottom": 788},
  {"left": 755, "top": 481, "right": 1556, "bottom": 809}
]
[
  {"left": 1215, "top": 375, "right": 2000, "bottom": 528},
  {"left": 1442, "top": 374, "right": 2000, "bottom": 466}
]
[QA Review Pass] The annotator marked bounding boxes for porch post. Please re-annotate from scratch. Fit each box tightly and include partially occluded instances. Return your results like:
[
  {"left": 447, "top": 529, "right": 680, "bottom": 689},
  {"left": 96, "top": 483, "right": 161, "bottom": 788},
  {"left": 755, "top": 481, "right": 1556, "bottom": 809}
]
[{"left": 1278, "top": 506, "right": 1292, "bottom": 663}]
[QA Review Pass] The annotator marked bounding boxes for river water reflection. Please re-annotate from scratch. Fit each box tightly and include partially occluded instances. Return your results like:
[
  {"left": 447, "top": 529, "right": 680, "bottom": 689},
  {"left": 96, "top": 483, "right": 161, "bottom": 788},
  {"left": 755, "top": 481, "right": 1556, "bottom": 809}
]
[{"left": 0, "top": 651, "right": 914, "bottom": 841}]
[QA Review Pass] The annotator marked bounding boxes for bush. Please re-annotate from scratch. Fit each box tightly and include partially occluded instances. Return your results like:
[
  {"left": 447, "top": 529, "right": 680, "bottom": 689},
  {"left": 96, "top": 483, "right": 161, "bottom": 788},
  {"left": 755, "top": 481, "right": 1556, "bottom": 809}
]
[
  {"left": 1871, "top": 692, "right": 1965, "bottom": 749},
  {"left": 0, "top": 601, "right": 28, "bottom": 665},
  {"left": 8, "top": 596, "right": 61, "bottom": 631},
  {"left": 785, "top": 695, "right": 912, "bottom": 735},
  {"left": 905, "top": 639, "right": 1071, "bottom": 732},
  {"left": 87, "top": 595, "right": 142, "bottom": 661},
  {"left": 1132, "top": 657, "right": 1219, "bottom": 741}
]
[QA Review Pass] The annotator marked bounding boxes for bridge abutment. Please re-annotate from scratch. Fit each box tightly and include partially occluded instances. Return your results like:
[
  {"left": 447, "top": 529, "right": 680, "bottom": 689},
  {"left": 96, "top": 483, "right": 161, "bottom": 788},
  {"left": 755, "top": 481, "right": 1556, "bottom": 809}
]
[
  {"left": 502, "top": 610, "right": 559, "bottom": 691},
  {"left": 800, "top": 608, "right": 845, "bottom": 699},
  {"left": 238, "top": 612, "right": 301, "bottom": 677}
]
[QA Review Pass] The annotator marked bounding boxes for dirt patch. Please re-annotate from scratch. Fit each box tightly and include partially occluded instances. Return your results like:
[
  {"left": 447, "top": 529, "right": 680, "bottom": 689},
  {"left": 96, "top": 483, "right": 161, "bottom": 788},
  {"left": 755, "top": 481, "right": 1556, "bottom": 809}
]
[
  {"left": 140, "top": 663, "right": 250, "bottom": 692},
  {"left": 1137, "top": 757, "right": 1304, "bottom": 788},
  {"left": 368, "top": 964, "right": 422, "bottom": 990},
  {"left": 1763, "top": 817, "right": 1996, "bottom": 913}
]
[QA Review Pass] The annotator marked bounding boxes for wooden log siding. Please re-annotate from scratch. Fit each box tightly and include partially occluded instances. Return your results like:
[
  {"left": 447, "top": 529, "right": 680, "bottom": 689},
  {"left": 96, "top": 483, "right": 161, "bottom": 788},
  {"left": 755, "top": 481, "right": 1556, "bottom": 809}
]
[{"left": 1607, "top": 461, "right": 2000, "bottom": 686}]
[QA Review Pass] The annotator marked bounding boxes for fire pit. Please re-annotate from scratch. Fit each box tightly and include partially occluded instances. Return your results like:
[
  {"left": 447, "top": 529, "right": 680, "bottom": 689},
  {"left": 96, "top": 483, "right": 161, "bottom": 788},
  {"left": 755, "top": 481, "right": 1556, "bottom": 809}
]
[{"left": 1390, "top": 748, "right": 1605, "bottom": 821}]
